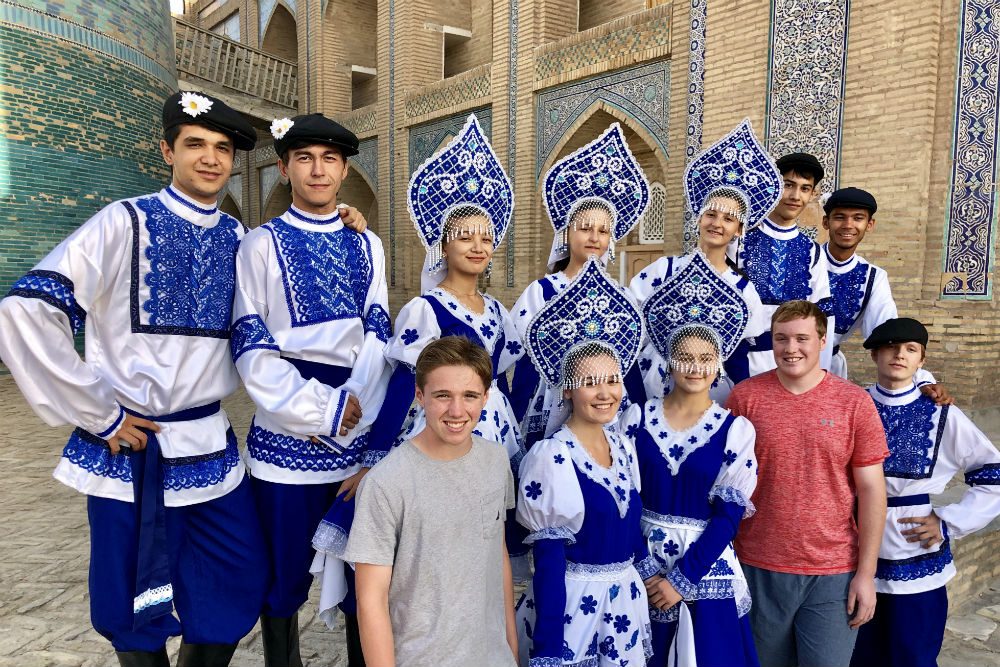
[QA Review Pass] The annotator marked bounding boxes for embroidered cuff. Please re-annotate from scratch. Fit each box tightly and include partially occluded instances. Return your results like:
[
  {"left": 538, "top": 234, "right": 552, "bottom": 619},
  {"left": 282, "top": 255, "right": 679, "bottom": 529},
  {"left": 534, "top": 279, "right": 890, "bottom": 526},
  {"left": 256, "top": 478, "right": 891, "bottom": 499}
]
[
  {"left": 709, "top": 484, "right": 757, "bottom": 518},
  {"left": 361, "top": 449, "right": 389, "bottom": 468},
  {"left": 529, "top": 658, "right": 563, "bottom": 667},
  {"left": 666, "top": 565, "right": 697, "bottom": 600},
  {"left": 524, "top": 526, "right": 577, "bottom": 545},
  {"left": 634, "top": 553, "right": 660, "bottom": 580},
  {"left": 312, "top": 519, "right": 350, "bottom": 558},
  {"left": 91, "top": 404, "right": 125, "bottom": 440},
  {"left": 965, "top": 463, "right": 1000, "bottom": 486},
  {"left": 230, "top": 314, "right": 279, "bottom": 362},
  {"left": 329, "top": 389, "right": 349, "bottom": 437},
  {"left": 7, "top": 270, "right": 86, "bottom": 334}
]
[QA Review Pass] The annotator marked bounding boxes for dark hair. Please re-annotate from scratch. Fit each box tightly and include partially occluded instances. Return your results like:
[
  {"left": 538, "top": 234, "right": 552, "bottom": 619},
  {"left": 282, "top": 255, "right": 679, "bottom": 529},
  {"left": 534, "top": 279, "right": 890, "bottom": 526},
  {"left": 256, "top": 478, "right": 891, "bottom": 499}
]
[
  {"left": 552, "top": 256, "right": 571, "bottom": 273},
  {"left": 780, "top": 165, "right": 822, "bottom": 187},
  {"left": 279, "top": 140, "right": 346, "bottom": 164},
  {"left": 163, "top": 125, "right": 182, "bottom": 149},
  {"left": 771, "top": 300, "right": 828, "bottom": 338},
  {"left": 415, "top": 336, "right": 492, "bottom": 391}
]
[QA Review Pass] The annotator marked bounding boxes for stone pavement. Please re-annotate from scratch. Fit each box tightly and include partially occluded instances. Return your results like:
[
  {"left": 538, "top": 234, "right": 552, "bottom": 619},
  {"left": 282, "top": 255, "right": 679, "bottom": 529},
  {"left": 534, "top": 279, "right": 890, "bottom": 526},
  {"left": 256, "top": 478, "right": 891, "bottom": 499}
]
[{"left": 1, "top": 374, "right": 999, "bottom": 666}]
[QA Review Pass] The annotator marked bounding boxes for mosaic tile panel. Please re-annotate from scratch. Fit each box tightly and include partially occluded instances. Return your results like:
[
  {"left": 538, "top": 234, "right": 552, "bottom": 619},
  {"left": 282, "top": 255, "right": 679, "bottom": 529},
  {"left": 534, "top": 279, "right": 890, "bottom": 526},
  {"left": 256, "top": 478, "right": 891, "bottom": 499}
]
[
  {"left": 507, "top": 0, "right": 519, "bottom": 286},
  {"left": 388, "top": 0, "right": 397, "bottom": 285},
  {"left": 535, "top": 15, "right": 671, "bottom": 82},
  {"left": 535, "top": 61, "right": 670, "bottom": 176},
  {"left": 350, "top": 138, "right": 379, "bottom": 190},
  {"left": 764, "top": 0, "right": 849, "bottom": 195},
  {"left": 683, "top": 0, "right": 707, "bottom": 250},
  {"left": 943, "top": 0, "right": 1000, "bottom": 298},
  {"left": 341, "top": 109, "right": 377, "bottom": 135},
  {"left": 404, "top": 70, "right": 491, "bottom": 119},
  {"left": 408, "top": 108, "right": 493, "bottom": 176}
]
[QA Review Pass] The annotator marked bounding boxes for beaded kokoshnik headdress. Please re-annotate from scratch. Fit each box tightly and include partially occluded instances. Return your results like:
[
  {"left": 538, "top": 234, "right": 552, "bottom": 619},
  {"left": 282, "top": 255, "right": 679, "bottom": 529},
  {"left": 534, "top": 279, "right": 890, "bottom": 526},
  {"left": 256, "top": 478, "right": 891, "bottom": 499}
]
[
  {"left": 543, "top": 123, "right": 651, "bottom": 271},
  {"left": 526, "top": 256, "right": 644, "bottom": 390},
  {"left": 407, "top": 114, "right": 514, "bottom": 290}
]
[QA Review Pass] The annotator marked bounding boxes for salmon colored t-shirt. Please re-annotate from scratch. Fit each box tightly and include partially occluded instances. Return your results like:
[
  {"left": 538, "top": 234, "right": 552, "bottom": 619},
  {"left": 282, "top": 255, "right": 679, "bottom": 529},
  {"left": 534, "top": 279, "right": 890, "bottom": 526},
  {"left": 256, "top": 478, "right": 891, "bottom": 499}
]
[{"left": 726, "top": 370, "right": 889, "bottom": 575}]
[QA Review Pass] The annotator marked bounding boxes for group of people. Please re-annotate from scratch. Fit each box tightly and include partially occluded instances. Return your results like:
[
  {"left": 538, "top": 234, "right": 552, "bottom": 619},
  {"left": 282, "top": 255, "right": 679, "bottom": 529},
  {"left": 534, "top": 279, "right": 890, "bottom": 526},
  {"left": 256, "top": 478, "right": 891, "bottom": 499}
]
[{"left": 0, "top": 89, "right": 998, "bottom": 667}]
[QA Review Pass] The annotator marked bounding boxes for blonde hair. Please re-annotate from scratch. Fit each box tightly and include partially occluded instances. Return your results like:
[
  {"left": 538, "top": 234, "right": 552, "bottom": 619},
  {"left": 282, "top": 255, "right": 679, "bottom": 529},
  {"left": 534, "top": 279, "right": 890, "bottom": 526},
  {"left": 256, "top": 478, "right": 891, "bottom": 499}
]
[
  {"left": 771, "top": 300, "right": 828, "bottom": 338},
  {"left": 415, "top": 336, "right": 492, "bottom": 391}
]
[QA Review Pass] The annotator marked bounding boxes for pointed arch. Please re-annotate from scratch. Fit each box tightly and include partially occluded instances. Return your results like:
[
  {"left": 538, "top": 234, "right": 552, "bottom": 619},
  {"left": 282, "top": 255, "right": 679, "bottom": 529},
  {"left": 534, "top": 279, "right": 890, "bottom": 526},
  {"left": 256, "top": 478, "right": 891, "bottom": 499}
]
[
  {"left": 340, "top": 171, "right": 379, "bottom": 236},
  {"left": 261, "top": 2, "right": 298, "bottom": 62},
  {"left": 219, "top": 193, "right": 243, "bottom": 223},
  {"left": 262, "top": 182, "right": 292, "bottom": 222}
]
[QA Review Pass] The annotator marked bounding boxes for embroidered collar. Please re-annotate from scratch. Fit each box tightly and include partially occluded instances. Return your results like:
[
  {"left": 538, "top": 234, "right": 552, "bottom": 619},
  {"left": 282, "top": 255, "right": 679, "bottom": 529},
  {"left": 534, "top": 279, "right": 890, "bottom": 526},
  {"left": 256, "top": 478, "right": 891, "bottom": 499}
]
[
  {"left": 554, "top": 425, "right": 635, "bottom": 519},
  {"left": 547, "top": 271, "right": 570, "bottom": 292},
  {"left": 287, "top": 205, "right": 343, "bottom": 228},
  {"left": 823, "top": 243, "right": 860, "bottom": 271},
  {"left": 871, "top": 382, "right": 920, "bottom": 406},
  {"left": 760, "top": 217, "right": 800, "bottom": 239},
  {"left": 426, "top": 288, "right": 504, "bottom": 349},
  {"left": 160, "top": 187, "right": 220, "bottom": 226},
  {"left": 644, "top": 400, "right": 728, "bottom": 475}
]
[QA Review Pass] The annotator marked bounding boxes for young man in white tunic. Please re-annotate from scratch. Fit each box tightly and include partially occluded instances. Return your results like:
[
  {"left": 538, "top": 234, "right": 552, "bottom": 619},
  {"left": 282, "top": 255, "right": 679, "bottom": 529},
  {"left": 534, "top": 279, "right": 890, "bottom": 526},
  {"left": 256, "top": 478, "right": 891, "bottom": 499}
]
[
  {"left": 231, "top": 113, "right": 390, "bottom": 667},
  {"left": 852, "top": 317, "right": 1000, "bottom": 667},
  {"left": 0, "top": 92, "right": 266, "bottom": 667}
]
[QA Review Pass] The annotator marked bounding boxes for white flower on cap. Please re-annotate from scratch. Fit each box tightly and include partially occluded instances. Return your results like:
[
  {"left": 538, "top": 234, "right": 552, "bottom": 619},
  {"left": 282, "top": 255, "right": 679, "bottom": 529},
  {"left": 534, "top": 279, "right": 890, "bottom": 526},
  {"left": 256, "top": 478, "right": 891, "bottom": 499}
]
[
  {"left": 179, "top": 92, "right": 213, "bottom": 118},
  {"left": 270, "top": 117, "right": 294, "bottom": 140}
]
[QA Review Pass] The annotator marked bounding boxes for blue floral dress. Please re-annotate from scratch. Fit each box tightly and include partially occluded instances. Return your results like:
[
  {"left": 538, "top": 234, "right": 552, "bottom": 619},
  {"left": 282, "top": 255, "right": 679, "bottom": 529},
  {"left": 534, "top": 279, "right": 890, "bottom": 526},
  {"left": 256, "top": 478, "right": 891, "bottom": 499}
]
[{"left": 515, "top": 425, "right": 657, "bottom": 666}]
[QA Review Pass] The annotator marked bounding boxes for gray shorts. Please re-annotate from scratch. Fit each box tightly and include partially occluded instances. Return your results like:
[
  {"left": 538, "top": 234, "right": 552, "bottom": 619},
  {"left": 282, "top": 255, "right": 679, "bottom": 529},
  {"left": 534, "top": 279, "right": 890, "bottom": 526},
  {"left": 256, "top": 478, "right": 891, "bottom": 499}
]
[{"left": 742, "top": 564, "right": 858, "bottom": 667}]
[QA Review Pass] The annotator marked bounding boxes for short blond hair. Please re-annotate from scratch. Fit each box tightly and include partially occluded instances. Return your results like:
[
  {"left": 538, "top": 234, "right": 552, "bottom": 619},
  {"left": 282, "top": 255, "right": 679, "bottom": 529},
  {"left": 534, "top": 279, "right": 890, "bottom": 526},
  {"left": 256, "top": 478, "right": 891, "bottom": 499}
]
[
  {"left": 415, "top": 336, "right": 492, "bottom": 391},
  {"left": 771, "top": 300, "right": 828, "bottom": 338}
]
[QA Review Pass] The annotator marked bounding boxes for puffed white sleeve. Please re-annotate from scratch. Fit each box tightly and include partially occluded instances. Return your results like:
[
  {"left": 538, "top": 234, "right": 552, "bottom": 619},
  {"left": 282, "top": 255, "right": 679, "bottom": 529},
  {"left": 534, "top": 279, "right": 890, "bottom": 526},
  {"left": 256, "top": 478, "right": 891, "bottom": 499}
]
[
  {"left": 628, "top": 256, "right": 672, "bottom": 306},
  {"left": 617, "top": 401, "right": 645, "bottom": 443},
  {"left": 741, "top": 280, "right": 770, "bottom": 339},
  {"left": 934, "top": 406, "right": 1000, "bottom": 540},
  {"left": 511, "top": 279, "right": 546, "bottom": 339},
  {"left": 516, "top": 438, "right": 585, "bottom": 544},
  {"left": 809, "top": 243, "right": 832, "bottom": 304},
  {"left": 708, "top": 414, "right": 758, "bottom": 518},
  {"left": 383, "top": 297, "right": 442, "bottom": 369},
  {"left": 0, "top": 202, "right": 128, "bottom": 438},
  {"left": 495, "top": 298, "right": 525, "bottom": 375},
  {"left": 858, "top": 267, "right": 898, "bottom": 340},
  {"left": 338, "top": 233, "right": 392, "bottom": 435},
  {"left": 231, "top": 231, "right": 353, "bottom": 441}
]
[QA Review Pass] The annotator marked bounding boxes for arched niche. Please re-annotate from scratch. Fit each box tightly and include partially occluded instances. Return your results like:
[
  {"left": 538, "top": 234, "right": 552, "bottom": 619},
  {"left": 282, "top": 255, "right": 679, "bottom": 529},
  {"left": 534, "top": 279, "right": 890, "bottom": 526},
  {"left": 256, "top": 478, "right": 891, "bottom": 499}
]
[{"left": 261, "top": 2, "right": 298, "bottom": 62}]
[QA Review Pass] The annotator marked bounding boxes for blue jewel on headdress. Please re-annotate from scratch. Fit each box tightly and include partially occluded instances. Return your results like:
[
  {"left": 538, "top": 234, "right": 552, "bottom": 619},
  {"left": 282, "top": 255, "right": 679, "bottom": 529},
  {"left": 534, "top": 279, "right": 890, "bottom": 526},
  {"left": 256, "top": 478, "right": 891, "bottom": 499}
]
[
  {"left": 526, "top": 257, "right": 644, "bottom": 388},
  {"left": 407, "top": 114, "right": 513, "bottom": 273},
  {"left": 543, "top": 123, "right": 650, "bottom": 242},
  {"left": 683, "top": 118, "right": 782, "bottom": 229},
  {"left": 643, "top": 253, "right": 750, "bottom": 361}
]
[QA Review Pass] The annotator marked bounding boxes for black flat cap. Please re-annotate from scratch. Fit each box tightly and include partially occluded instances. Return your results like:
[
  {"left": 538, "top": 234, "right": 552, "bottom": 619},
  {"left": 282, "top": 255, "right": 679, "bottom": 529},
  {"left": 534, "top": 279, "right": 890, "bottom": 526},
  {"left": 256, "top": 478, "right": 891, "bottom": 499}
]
[
  {"left": 272, "top": 113, "right": 359, "bottom": 158},
  {"left": 863, "top": 317, "right": 928, "bottom": 350},
  {"left": 775, "top": 152, "right": 825, "bottom": 182},
  {"left": 162, "top": 91, "right": 256, "bottom": 151},
  {"left": 824, "top": 186, "right": 877, "bottom": 215}
]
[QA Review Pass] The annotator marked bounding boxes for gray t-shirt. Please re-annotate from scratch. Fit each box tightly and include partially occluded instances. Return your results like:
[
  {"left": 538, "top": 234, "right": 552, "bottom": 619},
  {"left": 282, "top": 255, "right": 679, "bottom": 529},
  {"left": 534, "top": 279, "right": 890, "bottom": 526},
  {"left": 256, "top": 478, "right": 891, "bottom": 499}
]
[{"left": 343, "top": 436, "right": 517, "bottom": 667}]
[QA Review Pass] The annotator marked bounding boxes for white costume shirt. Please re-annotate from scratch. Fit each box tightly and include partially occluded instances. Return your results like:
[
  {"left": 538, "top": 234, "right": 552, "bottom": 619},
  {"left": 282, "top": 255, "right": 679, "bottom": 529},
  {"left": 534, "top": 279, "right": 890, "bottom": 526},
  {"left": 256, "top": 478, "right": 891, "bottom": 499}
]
[
  {"left": 0, "top": 186, "right": 246, "bottom": 506},
  {"left": 231, "top": 206, "right": 391, "bottom": 484},
  {"left": 870, "top": 382, "right": 1000, "bottom": 594}
]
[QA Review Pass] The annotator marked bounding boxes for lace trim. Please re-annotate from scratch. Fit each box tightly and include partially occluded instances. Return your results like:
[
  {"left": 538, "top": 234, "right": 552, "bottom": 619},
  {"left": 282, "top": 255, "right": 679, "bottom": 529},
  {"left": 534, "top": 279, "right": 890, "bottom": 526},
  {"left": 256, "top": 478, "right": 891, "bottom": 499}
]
[
  {"left": 559, "top": 428, "right": 635, "bottom": 519},
  {"left": 642, "top": 401, "right": 730, "bottom": 475},
  {"left": 667, "top": 566, "right": 736, "bottom": 601},
  {"left": 524, "top": 526, "right": 577, "bottom": 545},
  {"left": 312, "top": 519, "right": 349, "bottom": 557},
  {"left": 737, "top": 592, "right": 752, "bottom": 618},
  {"left": 634, "top": 554, "right": 659, "bottom": 580},
  {"left": 7, "top": 270, "right": 86, "bottom": 334},
  {"left": 666, "top": 566, "right": 696, "bottom": 598},
  {"left": 360, "top": 448, "right": 389, "bottom": 468},
  {"left": 641, "top": 509, "right": 708, "bottom": 530},
  {"left": 875, "top": 540, "right": 953, "bottom": 582},
  {"left": 365, "top": 303, "right": 392, "bottom": 343},
  {"left": 247, "top": 423, "right": 361, "bottom": 472},
  {"left": 565, "top": 559, "right": 632, "bottom": 581},
  {"left": 708, "top": 484, "right": 757, "bottom": 518},
  {"left": 230, "top": 314, "right": 279, "bottom": 362},
  {"left": 966, "top": 463, "right": 1000, "bottom": 486},
  {"left": 529, "top": 658, "right": 563, "bottom": 667},
  {"left": 134, "top": 584, "right": 173, "bottom": 613}
]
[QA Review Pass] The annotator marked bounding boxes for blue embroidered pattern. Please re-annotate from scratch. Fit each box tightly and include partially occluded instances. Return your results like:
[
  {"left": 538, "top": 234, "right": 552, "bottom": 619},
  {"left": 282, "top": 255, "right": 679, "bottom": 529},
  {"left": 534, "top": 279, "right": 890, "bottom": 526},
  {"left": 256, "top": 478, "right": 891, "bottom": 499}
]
[
  {"left": 966, "top": 463, "right": 1000, "bottom": 486},
  {"left": 230, "top": 314, "right": 279, "bottom": 362},
  {"left": 61, "top": 427, "right": 240, "bottom": 489},
  {"left": 525, "top": 526, "right": 577, "bottom": 545},
  {"left": 742, "top": 229, "right": 813, "bottom": 305},
  {"left": 877, "top": 398, "right": 944, "bottom": 479},
  {"left": 247, "top": 422, "right": 361, "bottom": 471},
  {"left": 365, "top": 303, "right": 391, "bottom": 343},
  {"left": 131, "top": 197, "right": 239, "bottom": 337},
  {"left": 7, "top": 270, "right": 86, "bottom": 334},
  {"left": 876, "top": 540, "right": 953, "bottom": 582},
  {"left": 828, "top": 262, "right": 870, "bottom": 334},
  {"left": 267, "top": 220, "right": 373, "bottom": 328}
]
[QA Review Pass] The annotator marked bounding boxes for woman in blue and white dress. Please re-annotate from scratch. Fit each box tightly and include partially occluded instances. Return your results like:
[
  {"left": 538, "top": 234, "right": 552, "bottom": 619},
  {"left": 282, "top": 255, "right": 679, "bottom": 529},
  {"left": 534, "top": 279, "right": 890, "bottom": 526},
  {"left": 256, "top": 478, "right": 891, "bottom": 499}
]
[
  {"left": 311, "top": 114, "right": 530, "bottom": 609},
  {"left": 516, "top": 258, "right": 657, "bottom": 667},
  {"left": 621, "top": 264, "right": 760, "bottom": 667},
  {"left": 510, "top": 123, "right": 650, "bottom": 449},
  {"left": 629, "top": 123, "right": 780, "bottom": 404}
]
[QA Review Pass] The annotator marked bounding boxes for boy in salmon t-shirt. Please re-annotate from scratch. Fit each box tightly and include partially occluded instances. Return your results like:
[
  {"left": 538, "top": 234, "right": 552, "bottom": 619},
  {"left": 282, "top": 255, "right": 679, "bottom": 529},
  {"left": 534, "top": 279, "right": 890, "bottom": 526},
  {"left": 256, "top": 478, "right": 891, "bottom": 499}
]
[{"left": 726, "top": 300, "right": 888, "bottom": 667}]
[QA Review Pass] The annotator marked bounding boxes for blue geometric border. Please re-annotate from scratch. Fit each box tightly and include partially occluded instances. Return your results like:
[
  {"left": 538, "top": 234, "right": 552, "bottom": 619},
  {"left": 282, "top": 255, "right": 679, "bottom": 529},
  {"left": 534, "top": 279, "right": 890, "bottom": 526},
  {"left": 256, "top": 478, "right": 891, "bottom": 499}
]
[
  {"left": 942, "top": 0, "right": 1000, "bottom": 299},
  {"left": 535, "top": 60, "right": 670, "bottom": 176},
  {"left": 683, "top": 0, "right": 708, "bottom": 250},
  {"left": 388, "top": 0, "right": 397, "bottom": 286},
  {"left": 764, "top": 0, "right": 849, "bottom": 195},
  {"left": 506, "top": 0, "right": 520, "bottom": 286},
  {"left": 350, "top": 138, "right": 378, "bottom": 191}
]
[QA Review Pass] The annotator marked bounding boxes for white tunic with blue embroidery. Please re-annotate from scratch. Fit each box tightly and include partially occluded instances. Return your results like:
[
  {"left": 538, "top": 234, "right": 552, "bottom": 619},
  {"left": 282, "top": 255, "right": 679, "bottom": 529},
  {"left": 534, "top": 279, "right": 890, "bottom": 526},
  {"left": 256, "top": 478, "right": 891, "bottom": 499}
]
[
  {"left": 231, "top": 206, "right": 391, "bottom": 484},
  {"left": 733, "top": 220, "right": 834, "bottom": 374},
  {"left": 869, "top": 382, "right": 1000, "bottom": 595},
  {"left": 0, "top": 187, "right": 246, "bottom": 506},
  {"left": 515, "top": 426, "right": 655, "bottom": 667},
  {"left": 629, "top": 253, "right": 769, "bottom": 404}
]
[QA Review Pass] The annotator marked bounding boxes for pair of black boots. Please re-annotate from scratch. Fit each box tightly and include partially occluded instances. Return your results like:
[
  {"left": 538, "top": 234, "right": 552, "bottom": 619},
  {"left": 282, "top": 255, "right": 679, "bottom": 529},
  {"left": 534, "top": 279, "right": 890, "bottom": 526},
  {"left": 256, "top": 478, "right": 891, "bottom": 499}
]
[
  {"left": 260, "top": 613, "right": 366, "bottom": 667},
  {"left": 115, "top": 643, "right": 237, "bottom": 666}
]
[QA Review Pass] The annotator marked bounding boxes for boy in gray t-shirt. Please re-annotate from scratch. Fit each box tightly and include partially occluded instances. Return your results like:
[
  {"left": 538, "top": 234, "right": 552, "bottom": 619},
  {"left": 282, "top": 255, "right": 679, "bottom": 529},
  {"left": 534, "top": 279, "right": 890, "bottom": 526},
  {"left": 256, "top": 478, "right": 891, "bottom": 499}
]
[{"left": 343, "top": 337, "right": 518, "bottom": 667}]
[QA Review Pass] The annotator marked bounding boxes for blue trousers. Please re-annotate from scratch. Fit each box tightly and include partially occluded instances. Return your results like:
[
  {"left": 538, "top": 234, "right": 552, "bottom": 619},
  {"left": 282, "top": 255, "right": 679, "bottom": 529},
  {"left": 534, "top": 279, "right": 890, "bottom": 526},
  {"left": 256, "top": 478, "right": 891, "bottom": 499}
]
[
  {"left": 743, "top": 565, "right": 857, "bottom": 667},
  {"left": 851, "top": 587, "right": 948, "bottom": 667},
  {"left": 253, "top": 477, "right": 345, "bottom": 618},
  {"left": 88, "top": 477, "right": 268, "bottom": 652}
]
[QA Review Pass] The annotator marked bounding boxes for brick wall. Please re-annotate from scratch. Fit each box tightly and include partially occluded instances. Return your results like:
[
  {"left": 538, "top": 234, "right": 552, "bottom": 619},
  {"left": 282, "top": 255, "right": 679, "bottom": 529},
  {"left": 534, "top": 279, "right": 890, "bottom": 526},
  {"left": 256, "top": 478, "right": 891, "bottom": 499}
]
[{"left": 578, "top": 0, "right": 646, "bottom": 32}]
